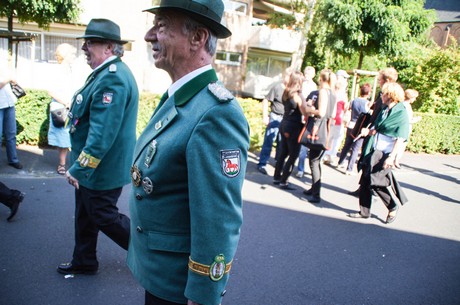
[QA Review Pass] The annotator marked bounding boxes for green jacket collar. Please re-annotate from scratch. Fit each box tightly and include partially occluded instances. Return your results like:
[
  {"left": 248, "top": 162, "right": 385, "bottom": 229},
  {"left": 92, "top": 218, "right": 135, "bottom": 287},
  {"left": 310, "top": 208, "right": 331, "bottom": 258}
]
[{"left": 173, "top": 69, "right": 218, "bottom": 106}]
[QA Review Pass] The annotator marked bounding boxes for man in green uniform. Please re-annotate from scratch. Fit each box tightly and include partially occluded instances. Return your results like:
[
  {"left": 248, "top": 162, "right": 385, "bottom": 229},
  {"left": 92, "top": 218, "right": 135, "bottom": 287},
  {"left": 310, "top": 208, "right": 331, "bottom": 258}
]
[
  {"left": 58, "top": 19, "right": 139, "bottom": 275},
  {"left": 127, "top": 1, "right": 250, "bottom": 305}
]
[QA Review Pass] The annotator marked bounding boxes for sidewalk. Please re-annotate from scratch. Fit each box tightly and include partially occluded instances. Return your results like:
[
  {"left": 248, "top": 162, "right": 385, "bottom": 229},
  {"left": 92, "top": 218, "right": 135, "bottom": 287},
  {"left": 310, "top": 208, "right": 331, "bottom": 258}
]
[{"left": 2, "top": 144, "right": 460, "bottom": 178}]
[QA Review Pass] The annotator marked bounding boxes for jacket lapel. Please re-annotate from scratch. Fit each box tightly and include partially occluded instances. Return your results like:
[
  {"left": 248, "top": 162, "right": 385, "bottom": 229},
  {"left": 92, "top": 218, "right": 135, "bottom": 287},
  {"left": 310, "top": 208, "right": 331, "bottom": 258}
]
[
  {"left": 134, "top": 96, "right": 178, "bottom": 163},
  {"left": 133, "top": 69, "right": 218, "bottom": 163}
]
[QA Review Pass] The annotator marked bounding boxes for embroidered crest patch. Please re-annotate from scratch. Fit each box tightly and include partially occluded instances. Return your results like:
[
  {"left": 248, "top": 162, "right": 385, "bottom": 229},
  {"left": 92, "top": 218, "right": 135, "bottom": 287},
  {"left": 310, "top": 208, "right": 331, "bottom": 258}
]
[
  {"left": 221, "top": 150, "right": 241, "bottom": 178},
  {"left": 102, "top": 92, "right": 113, "bottom": 104}
]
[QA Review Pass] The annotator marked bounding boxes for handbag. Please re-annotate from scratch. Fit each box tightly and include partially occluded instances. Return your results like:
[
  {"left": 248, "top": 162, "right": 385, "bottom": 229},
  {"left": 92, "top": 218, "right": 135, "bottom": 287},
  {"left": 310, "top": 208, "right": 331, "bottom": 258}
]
[
  {"left": 298, "top": 116, "right": 330, "bottom": 150},
  {"left": 50, "top": 107, "right": 68, "bottom": 128},
  {"left": 350, "top": 112, "right": 371, "bottom": 139},
  {"left": 10, "top": 82, "right": 26, "bottom": 99}
]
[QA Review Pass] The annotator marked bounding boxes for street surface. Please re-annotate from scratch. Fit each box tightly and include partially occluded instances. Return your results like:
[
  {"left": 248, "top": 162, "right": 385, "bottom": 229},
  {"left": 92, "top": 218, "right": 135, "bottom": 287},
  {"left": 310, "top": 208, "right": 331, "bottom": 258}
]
[{"left": 1, "top": 146, "right": 459, "bottom": 305}]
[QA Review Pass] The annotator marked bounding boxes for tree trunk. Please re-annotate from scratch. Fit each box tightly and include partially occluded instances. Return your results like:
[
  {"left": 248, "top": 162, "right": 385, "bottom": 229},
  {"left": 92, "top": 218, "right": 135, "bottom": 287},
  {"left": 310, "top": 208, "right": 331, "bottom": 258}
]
[
  {"left": 7, "top": 14, "right": 13, "bottom": 67},
  {"left": 358, "top": 50, "right": 364, "bottom": 70}
]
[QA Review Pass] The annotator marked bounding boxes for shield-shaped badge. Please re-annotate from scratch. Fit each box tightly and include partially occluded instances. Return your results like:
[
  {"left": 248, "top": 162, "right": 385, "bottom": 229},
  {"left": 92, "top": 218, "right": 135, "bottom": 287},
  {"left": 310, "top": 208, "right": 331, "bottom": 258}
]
[{"left": 221, "top": 149, "right": 241, "bottom": 178}]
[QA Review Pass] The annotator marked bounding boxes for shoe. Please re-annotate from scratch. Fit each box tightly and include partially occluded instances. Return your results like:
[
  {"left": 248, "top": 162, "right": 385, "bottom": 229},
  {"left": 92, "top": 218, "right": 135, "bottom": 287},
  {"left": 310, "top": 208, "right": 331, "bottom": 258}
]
[
  {"left": 8, "top": 162, "right": 23, "bottom": 169},
  {"left": 258, "top": 167, "right": 268, "bottom": 175},
  {"left": 347, "top": 189, "right": 360, "bottom": 197},
  {"left": 280, "top": 183, "right": 296, "bottom": 190},
  {"left": 295, "top": 171, "right": 303, "bottom": 178},
  {"left": 57, "top": 164, "right": 66, "bottom": 175},
  {"left": 386, "top": 206, "right": 399, "bottom": 224},
  {"left": 303, "top": 189, "right": 313, "bottom": 196},
  {"left": 348, "top": 212, "right": 369, "bottom": 219},
  {"left": 273, "top": 180, "right": 281, "bottom": 185},
  {"left": 57, "top": 262, "right": 98, "bottom": 275},
  {"left": 307, "top": 196, "right": 321, "bottom": 203},
  {"left": 7, "top": 192, "right": 24, "bottom": 222}
]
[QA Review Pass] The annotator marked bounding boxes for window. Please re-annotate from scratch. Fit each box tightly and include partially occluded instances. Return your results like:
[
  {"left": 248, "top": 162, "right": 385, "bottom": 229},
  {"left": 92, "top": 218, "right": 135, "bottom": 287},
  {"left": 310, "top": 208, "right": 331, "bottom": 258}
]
[
  {"left": 246, "top": 52, "right": 291, "bottom": 78},
  {"left": 215, "top": 51, "right": 242, "bottom": 66},
  {"left": 223, "top": 0, "right": 248, "bottom": 15},
  {"left": 43, "top": 35, "right": 83, "bottom": 62}
]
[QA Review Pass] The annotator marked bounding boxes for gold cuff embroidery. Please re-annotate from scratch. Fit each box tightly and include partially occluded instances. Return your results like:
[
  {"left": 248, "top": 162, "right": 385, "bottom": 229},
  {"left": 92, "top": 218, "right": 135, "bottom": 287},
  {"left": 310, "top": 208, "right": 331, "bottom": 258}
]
[
  {"left": 77, "top": 151, "right": 101, "bottom": 168},
  {"left": 188, "top": 256, "right": 232, "bottom": 281}
]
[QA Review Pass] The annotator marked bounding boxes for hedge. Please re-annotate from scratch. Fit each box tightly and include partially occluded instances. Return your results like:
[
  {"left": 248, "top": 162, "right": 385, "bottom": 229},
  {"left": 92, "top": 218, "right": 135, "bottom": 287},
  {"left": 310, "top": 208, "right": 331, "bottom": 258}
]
[{"left": 11, "top": 90, "right": 460, "bottom": 155}]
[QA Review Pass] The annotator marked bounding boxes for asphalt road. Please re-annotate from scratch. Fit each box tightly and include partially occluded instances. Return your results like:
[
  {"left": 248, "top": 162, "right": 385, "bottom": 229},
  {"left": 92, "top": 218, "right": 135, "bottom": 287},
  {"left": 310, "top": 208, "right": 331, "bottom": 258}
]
[{"left": 1, "top": 146, "right": 459, "bottom": 305}]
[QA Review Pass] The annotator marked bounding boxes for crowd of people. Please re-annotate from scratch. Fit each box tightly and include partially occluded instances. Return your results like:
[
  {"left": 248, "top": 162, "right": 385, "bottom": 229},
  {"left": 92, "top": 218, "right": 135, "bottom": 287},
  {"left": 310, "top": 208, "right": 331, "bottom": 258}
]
[{"left": 257, "top": 65, "right": 419, "bottom": 224}]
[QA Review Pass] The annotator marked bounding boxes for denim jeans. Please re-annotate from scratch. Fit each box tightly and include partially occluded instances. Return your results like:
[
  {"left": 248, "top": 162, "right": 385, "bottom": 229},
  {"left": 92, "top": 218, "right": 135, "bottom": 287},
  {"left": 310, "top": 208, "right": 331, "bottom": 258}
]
[
  {"left": 258, "top": 112, "right": 283, "bottom": 167},
  {"left": 297, "top": 144, "right": 309, "bottom": 173},
  {"left": 0, "top": 106, "right": 19, "bottom": 164}
]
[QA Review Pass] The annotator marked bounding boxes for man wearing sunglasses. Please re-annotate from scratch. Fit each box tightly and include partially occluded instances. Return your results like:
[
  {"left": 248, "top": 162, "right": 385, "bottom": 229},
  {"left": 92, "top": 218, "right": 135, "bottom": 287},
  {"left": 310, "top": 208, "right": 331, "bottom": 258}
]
[{"left": 57, "top": 18, "right": 138, "bottom": 276}]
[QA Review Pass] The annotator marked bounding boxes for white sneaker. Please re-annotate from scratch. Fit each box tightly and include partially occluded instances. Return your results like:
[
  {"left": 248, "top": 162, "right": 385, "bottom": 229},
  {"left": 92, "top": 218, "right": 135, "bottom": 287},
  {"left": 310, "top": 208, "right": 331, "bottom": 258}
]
[{"left": 295, "top": 171, "right": 304, "bottom": 178}]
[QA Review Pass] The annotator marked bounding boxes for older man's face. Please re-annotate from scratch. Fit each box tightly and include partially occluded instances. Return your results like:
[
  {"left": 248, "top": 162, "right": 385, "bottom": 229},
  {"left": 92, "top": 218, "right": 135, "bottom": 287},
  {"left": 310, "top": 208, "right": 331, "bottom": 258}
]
[{"left": 145, "top": 11, "right": 191, "bottom": 74}]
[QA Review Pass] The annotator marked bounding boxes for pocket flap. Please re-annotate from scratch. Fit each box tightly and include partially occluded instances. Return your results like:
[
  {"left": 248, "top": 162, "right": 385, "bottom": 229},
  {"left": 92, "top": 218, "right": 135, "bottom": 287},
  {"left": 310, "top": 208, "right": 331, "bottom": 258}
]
[{"left": 148, "top": 231, "right": 190, "bottom": 253}]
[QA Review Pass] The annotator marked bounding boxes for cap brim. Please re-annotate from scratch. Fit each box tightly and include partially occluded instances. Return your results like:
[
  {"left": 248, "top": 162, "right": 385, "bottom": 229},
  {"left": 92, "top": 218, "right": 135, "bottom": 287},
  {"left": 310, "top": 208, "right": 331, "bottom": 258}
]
[{"left": 144, "top": 6, "right": 231, "bottom": 38}]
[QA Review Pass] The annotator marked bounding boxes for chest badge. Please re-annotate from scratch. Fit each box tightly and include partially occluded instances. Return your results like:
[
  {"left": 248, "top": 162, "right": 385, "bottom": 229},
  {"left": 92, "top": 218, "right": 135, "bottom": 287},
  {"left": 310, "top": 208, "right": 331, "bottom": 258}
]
[
  {"left": 131, "top": 165, "right": 142, "bottom": 187},
  {"left": 221, "top": 149, "right": 241, "bottom": 178},
  {"left": 76, "top": 94, "right": 83, "bottom": 104},
  {"left": 144, "top": 140, "right": 157, "bottom": 168},
  {"left": 142, "top": 177, "right": 153, "bottom": 194}
]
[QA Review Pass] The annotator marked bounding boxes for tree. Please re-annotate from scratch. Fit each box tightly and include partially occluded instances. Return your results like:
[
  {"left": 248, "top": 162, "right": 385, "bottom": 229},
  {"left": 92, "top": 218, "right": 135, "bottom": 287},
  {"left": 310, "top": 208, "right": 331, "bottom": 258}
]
[
  {"left": 304, "top": 0, "right": 436, "bottom": 69},
  {"left": 0, "top": 0, "right": 81, "bottom": 65}
]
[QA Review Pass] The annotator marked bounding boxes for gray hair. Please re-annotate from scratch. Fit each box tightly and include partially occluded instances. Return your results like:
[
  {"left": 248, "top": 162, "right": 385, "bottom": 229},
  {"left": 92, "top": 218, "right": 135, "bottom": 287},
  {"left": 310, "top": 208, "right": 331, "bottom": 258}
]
[
  {"left": 112, "top": 42, "right": 125, "bottom": 57},
  {"left": 182, "top": 15, "right": 217, "bottom": 56}
]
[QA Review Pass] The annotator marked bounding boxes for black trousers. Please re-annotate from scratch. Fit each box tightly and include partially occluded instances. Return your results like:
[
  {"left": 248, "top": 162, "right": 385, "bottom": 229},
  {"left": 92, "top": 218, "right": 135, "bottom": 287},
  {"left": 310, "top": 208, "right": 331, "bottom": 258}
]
[
  {"left": 71, "top": 185, "right": 130, "bottom": 267},
  {"left": 0, "top": 181, "right": 20, "bottom": 208},
  {"left": 274, "top": 120, "right": 303, "bottom": 183},
  {"left": 145, "top": 291, "right": 186, "bottom": 305},
  {"left": 358, "top": 151, "right": 397, "bottom": 216},
  {"left": 308, "top": 148, "right": 326, "bottom": 196}
]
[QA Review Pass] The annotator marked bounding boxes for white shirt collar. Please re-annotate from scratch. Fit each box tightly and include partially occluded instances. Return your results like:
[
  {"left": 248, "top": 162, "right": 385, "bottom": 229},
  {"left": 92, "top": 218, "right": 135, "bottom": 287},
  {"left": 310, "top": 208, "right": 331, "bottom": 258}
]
[
  {"left": 94, "top": 56, "right": 117, "bottom": 71},
  {"left": 168, "top": 65, "right": 212, "bottom": 97}
]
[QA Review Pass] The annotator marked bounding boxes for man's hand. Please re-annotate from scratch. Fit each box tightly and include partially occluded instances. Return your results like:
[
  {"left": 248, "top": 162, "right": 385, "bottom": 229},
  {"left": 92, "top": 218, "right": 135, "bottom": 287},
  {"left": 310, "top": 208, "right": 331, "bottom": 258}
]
[{"left": 65, "top": 171, "right": 79, "bottom": 189}]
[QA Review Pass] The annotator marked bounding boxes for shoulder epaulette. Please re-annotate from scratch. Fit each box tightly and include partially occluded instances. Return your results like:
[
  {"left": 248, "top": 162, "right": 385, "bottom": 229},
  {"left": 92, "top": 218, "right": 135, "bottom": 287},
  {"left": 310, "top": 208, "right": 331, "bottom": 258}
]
[{"left": 208, "top": 82, "right": 234, "bottom": 103}]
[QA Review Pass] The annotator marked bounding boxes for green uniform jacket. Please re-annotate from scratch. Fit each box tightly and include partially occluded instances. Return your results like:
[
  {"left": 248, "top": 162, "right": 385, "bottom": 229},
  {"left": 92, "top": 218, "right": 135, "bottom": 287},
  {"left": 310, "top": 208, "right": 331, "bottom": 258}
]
[
  {"left": 68, "top": 57, "right": 139, "bottom": 190},
  {"left": 127, "top": 69, "right": 250, "bottom": 305}
]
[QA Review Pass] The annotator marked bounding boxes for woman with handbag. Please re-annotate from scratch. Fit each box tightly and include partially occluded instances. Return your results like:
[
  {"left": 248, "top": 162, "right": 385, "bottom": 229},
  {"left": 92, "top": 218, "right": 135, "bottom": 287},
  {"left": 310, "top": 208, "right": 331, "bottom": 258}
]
[
  {"left": 47, "top": 43, "right": 78, "bottom": 175},
  {"left": 301, "top": 69, "right": 337, "bottom": 203},
  {"left": 349, "top": 82, "right": 409, "bottom": 223},
  {"left": 273, "top": 70, "right": 307, "bottom": 190}
]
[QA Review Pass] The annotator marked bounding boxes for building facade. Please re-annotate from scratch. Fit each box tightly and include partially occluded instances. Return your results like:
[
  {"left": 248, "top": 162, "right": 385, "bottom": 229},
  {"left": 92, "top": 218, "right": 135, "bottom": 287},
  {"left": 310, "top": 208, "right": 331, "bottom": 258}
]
[{"left": 0, "top": 0, "right": 305, "bottom": 99}]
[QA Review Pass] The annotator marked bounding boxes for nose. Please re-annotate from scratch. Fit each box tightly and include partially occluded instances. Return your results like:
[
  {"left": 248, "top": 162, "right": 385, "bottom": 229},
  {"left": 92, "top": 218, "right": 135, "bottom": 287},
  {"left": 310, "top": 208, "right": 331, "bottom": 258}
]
[{"left": 144, "top": 26, "right": 156, "bottom": 42}]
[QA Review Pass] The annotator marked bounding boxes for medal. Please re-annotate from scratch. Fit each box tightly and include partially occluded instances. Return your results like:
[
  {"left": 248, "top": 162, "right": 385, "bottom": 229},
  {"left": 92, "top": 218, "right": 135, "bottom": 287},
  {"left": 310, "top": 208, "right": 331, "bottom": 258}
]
[
  {"left": 144, "top": 140, "right": 157, "bottom": 168},
  {"left": 142, "top": 177, "right": 153, "bottom": 194},
  {"left": 131, "top": 165, "right": 142, "bottom": 187},
  {"left": 210, "top": 254, "right": 226, "bottom": 282}
]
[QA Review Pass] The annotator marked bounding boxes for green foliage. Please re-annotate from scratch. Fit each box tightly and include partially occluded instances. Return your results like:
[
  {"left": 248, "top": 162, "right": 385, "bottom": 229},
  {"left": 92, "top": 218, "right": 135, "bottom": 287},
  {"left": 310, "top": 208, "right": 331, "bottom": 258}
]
[
  {"left": 0, "top": 0, "right": 81, "bottom": 28},
  {"left": 304, "top": 0, "right": 436, "bottom": 69},
  {"left": 392, "top": 44, "right": 460, "bottom": 115},
  {"left": 15, "top": 89, "right": 50, "bottom": 146},
  {"left": 13, "top": 90, "right": 458, "bottom": 154},
  {"left": 408, "top": 112, "right": 460, "bottom": 154},
  {"left": 137, "top": 92, "right": 160, "bottom": 137},
  {"left": 237, "top": 97, "right": 265, "bottom": 151}
]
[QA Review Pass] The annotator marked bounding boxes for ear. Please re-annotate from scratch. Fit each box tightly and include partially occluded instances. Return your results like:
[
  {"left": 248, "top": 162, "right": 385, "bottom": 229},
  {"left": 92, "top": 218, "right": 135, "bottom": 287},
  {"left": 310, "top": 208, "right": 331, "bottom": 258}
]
[{"left": 190, "top": 28, "right": 209, "bottom": 51}]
